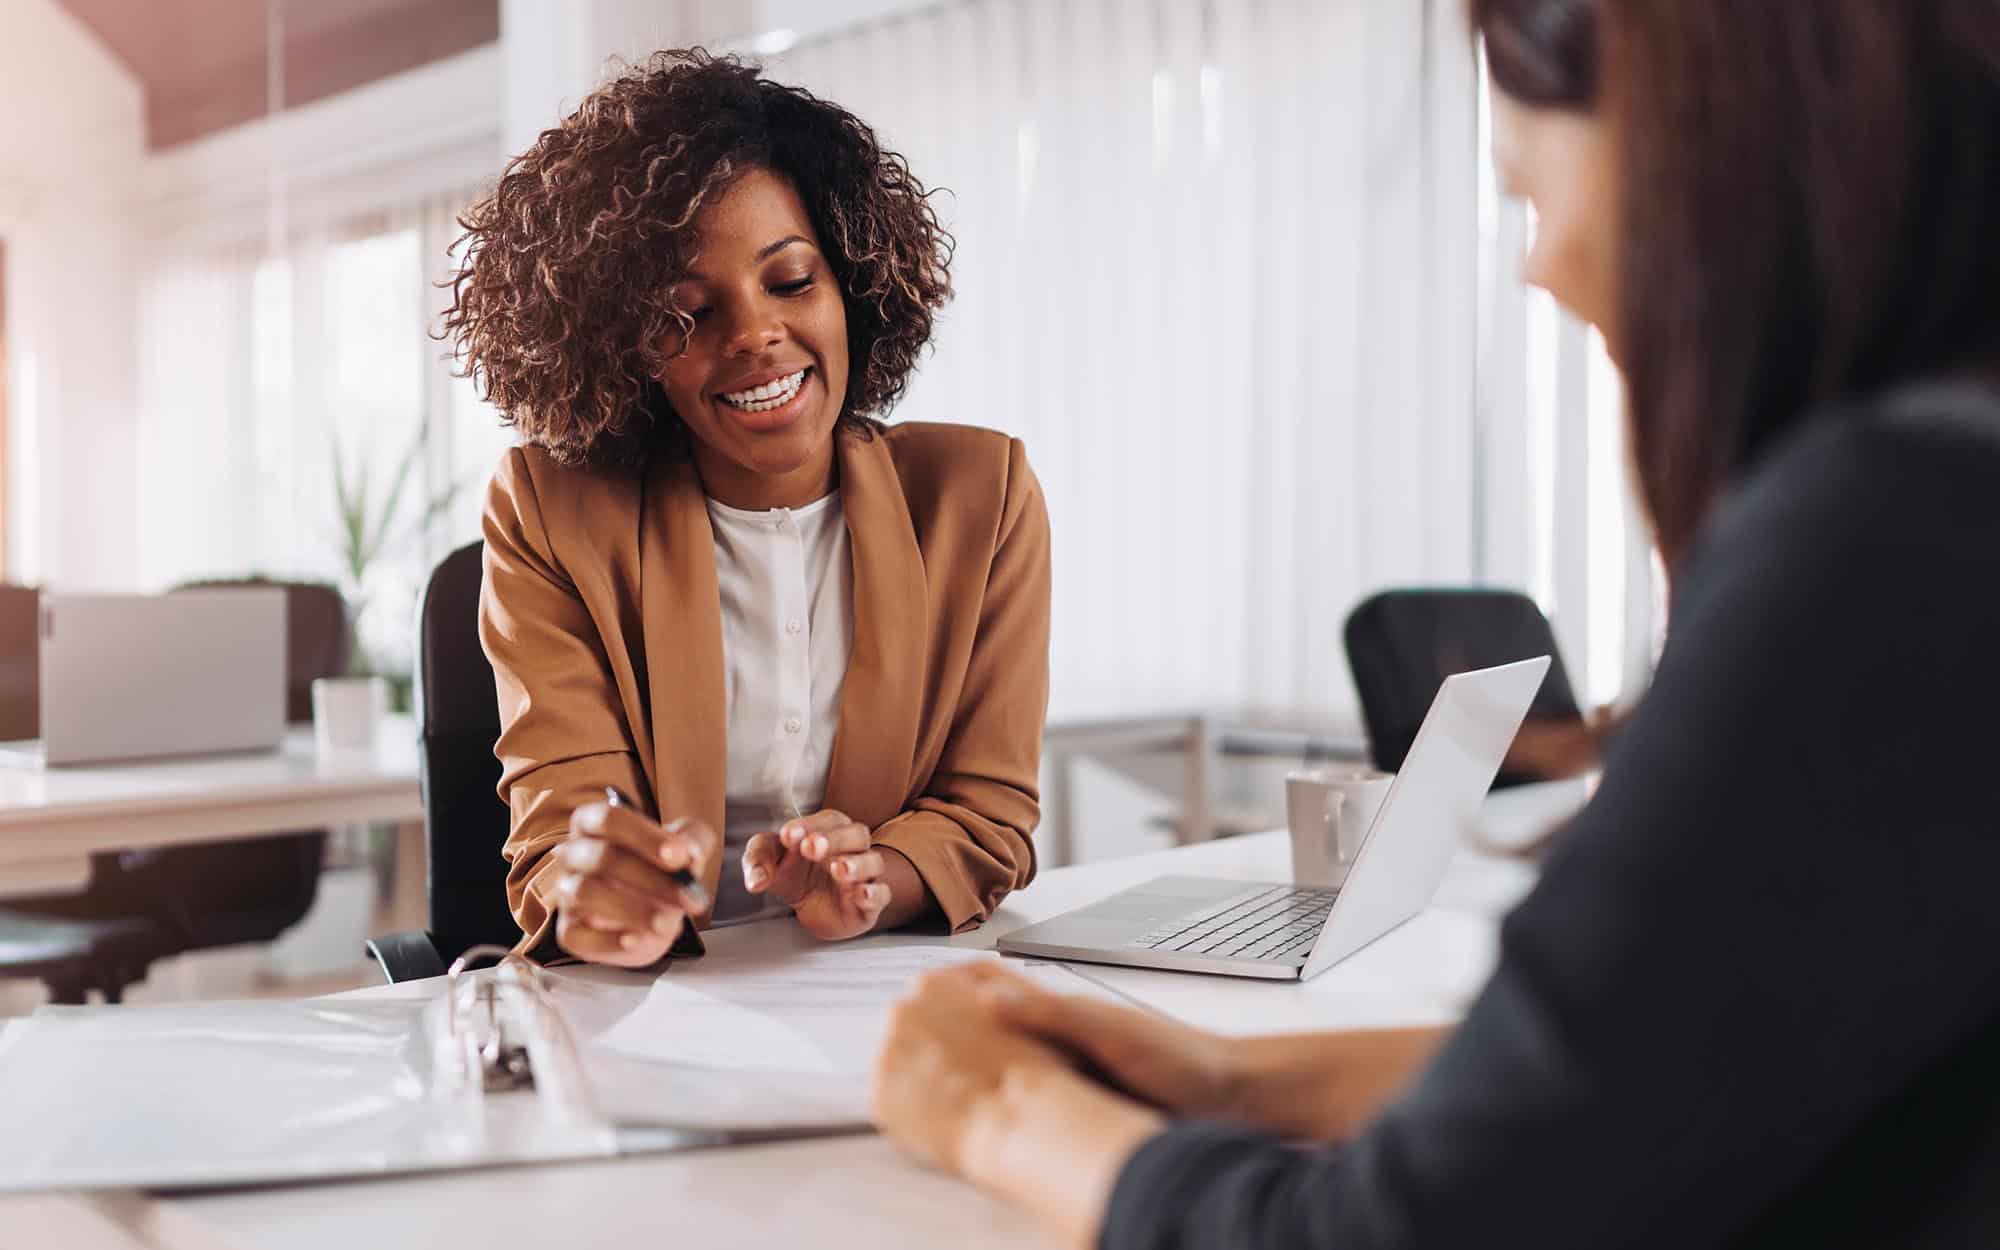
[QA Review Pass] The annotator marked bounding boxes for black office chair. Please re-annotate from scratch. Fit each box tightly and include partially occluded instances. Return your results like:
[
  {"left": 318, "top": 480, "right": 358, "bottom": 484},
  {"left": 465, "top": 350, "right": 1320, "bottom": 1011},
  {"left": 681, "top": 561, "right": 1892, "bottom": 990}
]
[
  {"left": 0, "top": 909, "right": 157, "bottom": 1005},
  {"left": 0, "top": 584, "right": 35, "bottom": 743},
  {"left": 1344, "top": 588, "right": 1585, "bottom": 789},
  {"left": 0, "top": 580, "right": 343, "bottom": 1002},
  {"left": 365, "top": 541, "right": 519, "bottom": 981}
]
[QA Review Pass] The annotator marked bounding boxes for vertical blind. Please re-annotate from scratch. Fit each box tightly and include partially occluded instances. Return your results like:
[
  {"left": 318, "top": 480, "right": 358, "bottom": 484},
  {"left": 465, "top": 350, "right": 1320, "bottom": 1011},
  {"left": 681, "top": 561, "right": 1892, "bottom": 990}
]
[{"left": 769, "top": 0, "right": 1506, "bottom": 726}]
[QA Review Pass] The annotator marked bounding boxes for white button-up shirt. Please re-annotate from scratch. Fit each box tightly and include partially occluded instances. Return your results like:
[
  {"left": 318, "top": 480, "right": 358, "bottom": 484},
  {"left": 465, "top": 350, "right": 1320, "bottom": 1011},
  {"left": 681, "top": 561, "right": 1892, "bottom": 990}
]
[{"left": 705, "top": 491, "right": 854, "bottom": 924}]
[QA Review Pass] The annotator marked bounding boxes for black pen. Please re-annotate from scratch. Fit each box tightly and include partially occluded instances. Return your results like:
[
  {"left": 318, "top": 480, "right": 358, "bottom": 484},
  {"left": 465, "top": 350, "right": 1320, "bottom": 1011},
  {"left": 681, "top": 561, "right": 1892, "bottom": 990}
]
[{"left": 604, "top": 785, "right": 709, "bottom": 910}]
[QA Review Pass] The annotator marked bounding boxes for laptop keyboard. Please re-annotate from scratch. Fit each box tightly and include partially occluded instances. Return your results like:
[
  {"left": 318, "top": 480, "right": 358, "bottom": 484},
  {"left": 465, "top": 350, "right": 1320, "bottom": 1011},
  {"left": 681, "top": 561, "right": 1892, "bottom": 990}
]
[{"left": 1128, "top": 885, "right": 1336, "bottom": 962}]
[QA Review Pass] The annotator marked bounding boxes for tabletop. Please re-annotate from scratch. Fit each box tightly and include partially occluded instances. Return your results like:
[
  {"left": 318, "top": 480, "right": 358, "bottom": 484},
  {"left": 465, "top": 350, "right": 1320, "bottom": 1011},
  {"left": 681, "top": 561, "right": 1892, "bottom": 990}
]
[
  {"left": 0, "top": 718, "right": 422, "bottom": 886},
  {"left": 145, "top": 780, "right": 1587, "bottom": 1250}
]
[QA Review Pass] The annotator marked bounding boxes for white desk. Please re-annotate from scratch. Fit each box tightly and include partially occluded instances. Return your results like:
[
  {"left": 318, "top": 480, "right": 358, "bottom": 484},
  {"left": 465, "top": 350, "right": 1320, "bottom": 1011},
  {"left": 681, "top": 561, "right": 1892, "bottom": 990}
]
[
  {"left": 127, "top": 780, "right": 1585, "bottom": 1250},
  {"left": 0, "top": 719, "right": 421, "bottom": 899}
]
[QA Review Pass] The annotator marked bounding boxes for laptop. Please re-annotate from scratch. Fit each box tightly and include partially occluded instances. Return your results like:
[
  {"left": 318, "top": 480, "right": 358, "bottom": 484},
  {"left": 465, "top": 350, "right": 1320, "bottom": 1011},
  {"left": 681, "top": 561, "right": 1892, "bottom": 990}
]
[
  {"left": 0, "top": 590, "right": 287, "bottom": 767},
  {"left": 999, "top": 656, "right": 1551, "bottom": 981}
]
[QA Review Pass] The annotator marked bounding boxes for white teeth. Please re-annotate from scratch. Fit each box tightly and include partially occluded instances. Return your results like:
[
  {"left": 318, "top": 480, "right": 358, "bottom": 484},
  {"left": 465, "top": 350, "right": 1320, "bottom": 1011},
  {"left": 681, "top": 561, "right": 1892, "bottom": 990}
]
[{"left": 719, "top": 369, "right": 807, "bottom": 412}]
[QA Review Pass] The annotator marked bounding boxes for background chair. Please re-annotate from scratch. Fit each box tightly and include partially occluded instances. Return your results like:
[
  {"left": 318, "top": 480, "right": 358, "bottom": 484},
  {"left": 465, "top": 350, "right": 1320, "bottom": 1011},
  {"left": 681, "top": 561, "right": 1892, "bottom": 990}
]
[
  {"left": 0, "top": 583, "right": 36, "bottom": 741},
  {"left": 1344, "top": 588, "right": 1585, "bottom": 789},
  {"left": 94, "top": 579, "right": 344, "bottom": 956},
  {"left": 0, "top": 580, "right": 345, "bottom": 1003},
  {"left": 0, "top": 584, "right": 158, "bottom": 1003},
  {"left": 365, "top": 541, "right": 519, "bottom": 981}
]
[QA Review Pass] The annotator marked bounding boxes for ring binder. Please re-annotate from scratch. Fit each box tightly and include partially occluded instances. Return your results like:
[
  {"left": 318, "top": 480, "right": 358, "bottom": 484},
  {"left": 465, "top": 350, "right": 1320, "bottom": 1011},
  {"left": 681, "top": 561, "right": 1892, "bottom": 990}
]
[
  {"left": 421, "top": 946, "right": 874, "bottom": 1159},
  {"left": 439, "top": 946, "right": 541, "bottom": 1094},
  {"left": 431, "top": 945, "right": 603, "bottom": 1132}
]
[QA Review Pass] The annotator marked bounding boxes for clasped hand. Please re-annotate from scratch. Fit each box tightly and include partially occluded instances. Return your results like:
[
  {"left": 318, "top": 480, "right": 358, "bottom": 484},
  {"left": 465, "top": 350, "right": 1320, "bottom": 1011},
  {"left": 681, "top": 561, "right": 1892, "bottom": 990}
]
[
  {"left": 874, "top": 962, "right": 1225, "bottom": 1173},
  {"left": 871, "top": 964, "right": 1192, "bottom": 1247},
  {"left": 872, "top": 963, "right": 1443, "bottom": 1245}
]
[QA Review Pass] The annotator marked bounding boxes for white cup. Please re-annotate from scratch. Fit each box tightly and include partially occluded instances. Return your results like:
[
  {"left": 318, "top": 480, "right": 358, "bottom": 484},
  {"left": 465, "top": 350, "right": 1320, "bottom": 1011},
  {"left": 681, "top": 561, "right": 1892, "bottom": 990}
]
[
  {"left": 1285, "top": 763, "right": 1395, "bottom": 889},
  {"left": 311, "top": 676, "right": 386, "bottom": 754}
]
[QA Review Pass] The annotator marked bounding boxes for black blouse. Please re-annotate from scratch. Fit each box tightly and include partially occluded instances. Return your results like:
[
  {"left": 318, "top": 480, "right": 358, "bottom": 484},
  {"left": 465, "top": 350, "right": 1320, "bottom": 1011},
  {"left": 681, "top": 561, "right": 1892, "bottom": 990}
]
[{"left": 1103, "top": 381, "right": 2000, "bottom": 1250}]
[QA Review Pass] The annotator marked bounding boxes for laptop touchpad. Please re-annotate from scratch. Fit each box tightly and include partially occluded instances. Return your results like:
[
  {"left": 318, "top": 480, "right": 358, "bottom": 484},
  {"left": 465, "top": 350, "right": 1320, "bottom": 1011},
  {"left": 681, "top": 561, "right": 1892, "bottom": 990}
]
[{"left": 1088, "top": 877, "right": 1263, "bottom": 923}]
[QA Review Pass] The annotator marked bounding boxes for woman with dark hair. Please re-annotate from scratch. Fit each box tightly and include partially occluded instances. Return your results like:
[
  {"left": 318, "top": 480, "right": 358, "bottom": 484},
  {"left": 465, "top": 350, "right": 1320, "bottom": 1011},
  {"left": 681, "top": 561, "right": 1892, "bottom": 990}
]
[
  {"left": 445, "top": 52, "right": 1049, "bottom": 963},
  {"left": 871, "top": 2, "right": 2000, "bottom": 1246}
]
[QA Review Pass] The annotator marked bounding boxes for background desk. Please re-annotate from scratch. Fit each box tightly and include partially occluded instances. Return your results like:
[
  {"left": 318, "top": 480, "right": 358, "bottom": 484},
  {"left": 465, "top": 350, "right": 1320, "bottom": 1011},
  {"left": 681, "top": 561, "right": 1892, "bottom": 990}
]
[
  {"left": 0, "top": 719, "right": 420, "bottom": 900},
  {"left": 25, "top": 781, "right": 1587, "bottom": 1250}
]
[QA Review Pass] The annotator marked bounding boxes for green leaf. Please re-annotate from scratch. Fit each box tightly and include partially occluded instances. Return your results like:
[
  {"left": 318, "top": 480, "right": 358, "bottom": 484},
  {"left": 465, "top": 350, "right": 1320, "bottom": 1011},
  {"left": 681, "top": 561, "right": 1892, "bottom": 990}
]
[
  {"left": 362, "top": 423, "right": 425, "bottom": 572},
  {"left": 330, "top": 433, "right": 371, "bottom": 581},
  {"left": 332, "top": 421, "right": 470, "bottom": 587}
]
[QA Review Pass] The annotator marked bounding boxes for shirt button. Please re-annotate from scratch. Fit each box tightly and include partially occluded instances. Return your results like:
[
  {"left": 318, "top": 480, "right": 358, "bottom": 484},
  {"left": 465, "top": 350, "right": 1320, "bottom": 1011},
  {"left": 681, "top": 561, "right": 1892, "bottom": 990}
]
[
  {"left": 785, "top": 618, "right": 803, "bottom": 636},
  {"left": 784, "top": 716, "right": 803, "bottom": 734}
]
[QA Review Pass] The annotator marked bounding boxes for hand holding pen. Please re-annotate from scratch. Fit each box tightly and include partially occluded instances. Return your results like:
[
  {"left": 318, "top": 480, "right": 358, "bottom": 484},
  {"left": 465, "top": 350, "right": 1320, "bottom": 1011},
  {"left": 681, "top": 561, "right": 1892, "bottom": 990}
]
[{"left": 547, "top": 785, "right": 717, "bottom": 968}]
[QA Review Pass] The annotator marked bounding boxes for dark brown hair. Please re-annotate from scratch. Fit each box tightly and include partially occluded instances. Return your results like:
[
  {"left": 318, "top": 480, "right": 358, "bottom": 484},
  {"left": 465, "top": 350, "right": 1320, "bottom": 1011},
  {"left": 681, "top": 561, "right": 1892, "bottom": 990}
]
[
  {"left": 1476, "top": 0, "right": 2000, "bottom": 568},
  {"left": 441, "top": 50, "right": 953, "bottom": 469},
  {"left": 1473, "top": 0, "right": 1597, "bottom": 109}
]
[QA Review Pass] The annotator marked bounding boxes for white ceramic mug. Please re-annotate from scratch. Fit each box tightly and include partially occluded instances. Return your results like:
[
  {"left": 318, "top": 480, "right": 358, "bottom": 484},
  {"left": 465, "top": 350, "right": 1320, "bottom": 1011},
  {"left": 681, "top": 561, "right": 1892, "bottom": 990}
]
[
  {"left": 1285, "top": 763, "right": 1395, "bottom": 889},
  {"left": 311, "top": 676, "right": 386, "bottom": 754}
]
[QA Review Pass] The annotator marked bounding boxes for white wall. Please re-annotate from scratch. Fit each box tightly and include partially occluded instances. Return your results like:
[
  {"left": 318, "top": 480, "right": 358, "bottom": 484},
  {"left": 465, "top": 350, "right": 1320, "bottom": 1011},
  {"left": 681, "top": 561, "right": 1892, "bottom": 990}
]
[
  {"left": 750, "top": 0, "right": 939, "bottom": 47},
  {"left": 500, "top": 0, "right": 751, "bottom": 153},
  {"left": 0, "top": 0, "right": 145, "bottom": 589},
  {"left": 497, "top": 0, "right": 938, "bottom": 153}
]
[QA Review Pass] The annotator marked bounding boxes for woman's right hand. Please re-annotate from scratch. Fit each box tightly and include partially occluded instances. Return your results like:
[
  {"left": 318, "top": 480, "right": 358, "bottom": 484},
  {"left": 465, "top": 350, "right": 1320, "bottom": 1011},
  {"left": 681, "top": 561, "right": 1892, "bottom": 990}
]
[
  {"left": 975, "top": 966, "right": 1240, "bottom": 1119},
  {"left": 549, "top": 798, "right": 718, "bottom": 967}
]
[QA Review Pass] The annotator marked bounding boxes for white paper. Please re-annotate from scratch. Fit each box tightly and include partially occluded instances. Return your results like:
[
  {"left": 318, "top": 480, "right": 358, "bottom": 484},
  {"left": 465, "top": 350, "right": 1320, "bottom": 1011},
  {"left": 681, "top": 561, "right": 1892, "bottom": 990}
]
[{"left": 587, "top": 940, "right": 1120, "bottom": 1079}]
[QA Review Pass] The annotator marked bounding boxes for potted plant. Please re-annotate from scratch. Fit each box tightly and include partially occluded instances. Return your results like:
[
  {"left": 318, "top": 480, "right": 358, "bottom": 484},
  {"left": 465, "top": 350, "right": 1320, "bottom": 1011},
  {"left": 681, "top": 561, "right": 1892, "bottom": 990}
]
[{"left": 330, "top": 420, "right": 463, "bottom": 714}]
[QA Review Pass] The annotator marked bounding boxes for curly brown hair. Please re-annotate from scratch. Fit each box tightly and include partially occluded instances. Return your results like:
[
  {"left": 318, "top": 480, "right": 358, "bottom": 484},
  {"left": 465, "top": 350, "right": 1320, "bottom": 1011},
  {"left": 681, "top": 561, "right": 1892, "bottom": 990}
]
[{"left": 441, "top": 50, "right": 953, "bottom": 469}]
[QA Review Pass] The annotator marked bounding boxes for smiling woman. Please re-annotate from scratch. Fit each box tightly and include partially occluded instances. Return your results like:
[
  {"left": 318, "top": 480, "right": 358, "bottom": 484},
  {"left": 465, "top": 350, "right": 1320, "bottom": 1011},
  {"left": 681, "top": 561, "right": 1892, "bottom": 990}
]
[
  {"left": 654, "top": 169, "right": 853, "bottom": 510},
  {"left": 442, "top": 52, "right": 1050, "bottom": 968},
  {"left": 443, "top": 50, "right": 949, "bottom": 475}
]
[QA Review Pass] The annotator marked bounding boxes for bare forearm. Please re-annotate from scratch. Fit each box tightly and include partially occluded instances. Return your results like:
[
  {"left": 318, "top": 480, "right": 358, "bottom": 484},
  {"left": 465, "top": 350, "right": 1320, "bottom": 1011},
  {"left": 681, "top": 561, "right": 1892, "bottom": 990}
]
[
  {"left": 963, "top": 1068, "right": 1167, "bottom": 1250},
  {"left": 1220, "top": 1025, "right": 1449, "bottom": 1140},
  {"left": 958, "top": 1025, "right": 1446, "bottom": 1245}
]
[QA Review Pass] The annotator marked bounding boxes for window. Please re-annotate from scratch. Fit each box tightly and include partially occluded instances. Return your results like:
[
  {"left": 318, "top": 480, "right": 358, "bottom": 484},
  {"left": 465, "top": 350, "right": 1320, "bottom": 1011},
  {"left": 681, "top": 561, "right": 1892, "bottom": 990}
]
[{"left": 137, "top": 190, "right": 503, "bottom": 693}]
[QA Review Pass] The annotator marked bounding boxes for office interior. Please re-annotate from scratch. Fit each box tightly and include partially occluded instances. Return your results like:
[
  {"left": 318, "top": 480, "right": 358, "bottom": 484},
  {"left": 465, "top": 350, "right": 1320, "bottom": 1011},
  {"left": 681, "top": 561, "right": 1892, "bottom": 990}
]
[
  {"left": 0, "top": 0, "right": 1681, "bottom": 1196},
  {"left": 0, "top": 0, "right": 1657, "bottom": 1014}
]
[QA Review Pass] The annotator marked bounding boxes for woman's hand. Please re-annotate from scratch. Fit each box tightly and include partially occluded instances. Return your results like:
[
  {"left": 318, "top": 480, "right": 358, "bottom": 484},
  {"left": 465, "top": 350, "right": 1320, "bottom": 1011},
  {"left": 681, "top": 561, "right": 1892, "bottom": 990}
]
[
  {"left": 549, "top": 798, "right": 718, "bottom": 967},
  {"left": 874, "top": 964, "right": 1166, "bottom": 1250},
  {"left": 872, "top": 964, "right": 1075, "bottom": 1173},
  {"left": 1505, "top": 704, "right": 1622, "bottom": 780},
  {"left": 977, "top": 966, "right": 1240, "bottom": 1118},
  {"left": 987, "top": 963, "right": 1449, "bottom": 1142},
  {"left": 743, "top": 809, "right": 927, "bottom": 940}
]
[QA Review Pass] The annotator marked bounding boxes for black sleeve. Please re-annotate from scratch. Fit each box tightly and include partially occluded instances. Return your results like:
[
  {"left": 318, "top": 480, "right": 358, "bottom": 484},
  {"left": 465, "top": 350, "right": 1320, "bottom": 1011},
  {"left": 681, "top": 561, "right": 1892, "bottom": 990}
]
[{"left": 1100, "top": 416, "right": 2000, "bottom": 1250}]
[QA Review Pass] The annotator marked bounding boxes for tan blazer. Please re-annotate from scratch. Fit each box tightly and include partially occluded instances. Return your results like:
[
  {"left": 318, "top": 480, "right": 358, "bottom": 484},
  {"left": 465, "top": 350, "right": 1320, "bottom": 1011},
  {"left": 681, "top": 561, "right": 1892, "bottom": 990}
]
[{"left": 480, "top": 422, "right": 1050, "bottom": 948}]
